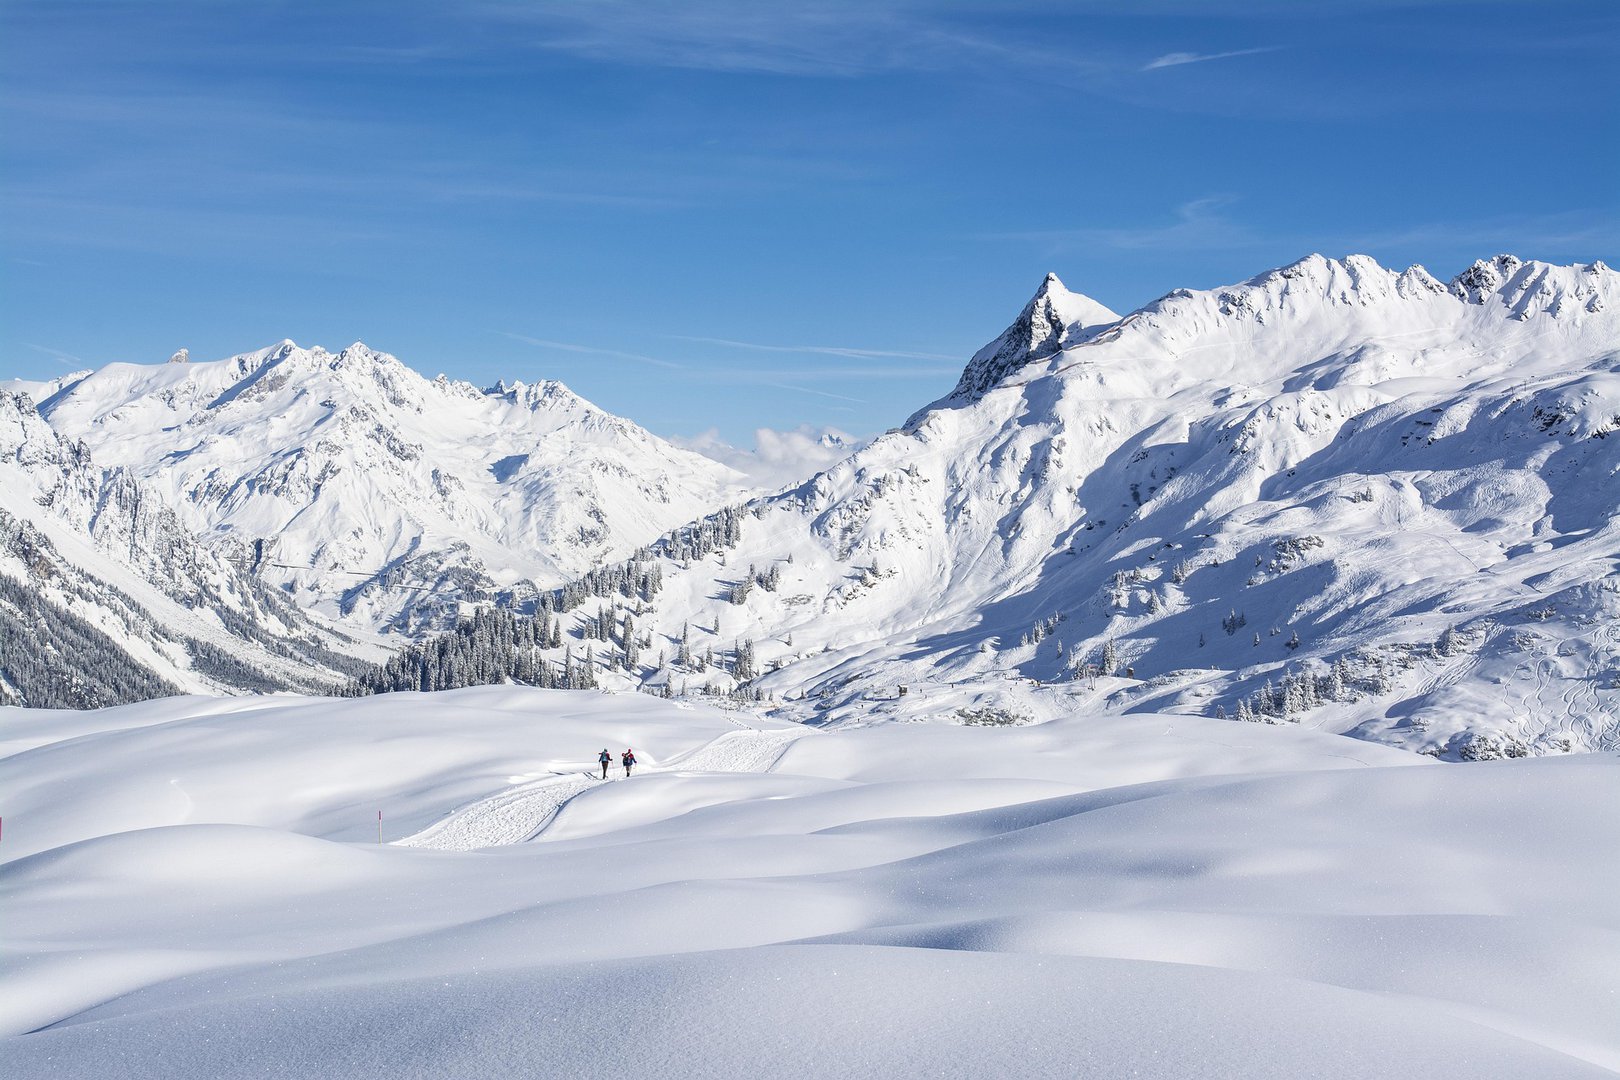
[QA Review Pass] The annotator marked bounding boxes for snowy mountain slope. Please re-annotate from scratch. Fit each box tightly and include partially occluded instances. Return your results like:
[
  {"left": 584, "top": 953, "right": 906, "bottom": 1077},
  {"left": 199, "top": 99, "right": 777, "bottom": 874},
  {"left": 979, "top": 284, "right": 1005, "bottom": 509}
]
[
  {"left": 376, "top": 254, "right": 1620, "bottom": 759},
  {"left": 0, "top": 391, "right": 382, "bottom": 706},
  {"left": 3, "top": 689, "right": 1617, "bottom": 1076},
  {"left": 30, "top": 342, "right": 747, "bottom": 634}
]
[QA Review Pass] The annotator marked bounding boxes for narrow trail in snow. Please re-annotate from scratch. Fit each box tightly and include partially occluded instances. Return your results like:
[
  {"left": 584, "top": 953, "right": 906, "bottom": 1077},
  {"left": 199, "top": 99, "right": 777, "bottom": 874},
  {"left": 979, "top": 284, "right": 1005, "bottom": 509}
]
[
  {"left": 394, "top": 725, "right": 807, "bottom": 852},
  {"left": 393, "top": 771, "right": 597, "bottom": 852}
]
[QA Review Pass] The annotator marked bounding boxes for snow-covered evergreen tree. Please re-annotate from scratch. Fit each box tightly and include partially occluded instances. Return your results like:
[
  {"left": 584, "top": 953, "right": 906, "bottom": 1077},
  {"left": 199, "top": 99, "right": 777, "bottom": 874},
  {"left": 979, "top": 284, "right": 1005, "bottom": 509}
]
[
  {"left": 1438, "top": 626, "right": 1461, "bottom": 657},
  {"left": 733, "top": 639, "right": 756, "bottom": 682}
]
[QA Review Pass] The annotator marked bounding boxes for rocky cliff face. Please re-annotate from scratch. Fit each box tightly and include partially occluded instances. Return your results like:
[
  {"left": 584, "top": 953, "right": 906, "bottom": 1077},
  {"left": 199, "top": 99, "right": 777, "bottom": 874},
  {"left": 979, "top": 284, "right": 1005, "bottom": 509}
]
[
  {"left": 0, "top": 390, "right": 380, "bottom": 707},
  {"left": 908, "top": 272, "right": 1120, "bottom": 423}
]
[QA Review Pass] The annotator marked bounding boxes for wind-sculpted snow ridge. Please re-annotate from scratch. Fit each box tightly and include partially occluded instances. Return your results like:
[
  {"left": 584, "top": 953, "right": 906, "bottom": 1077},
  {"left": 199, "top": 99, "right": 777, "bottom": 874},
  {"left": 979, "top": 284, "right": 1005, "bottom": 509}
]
[
  {"left": 0, "top": 391, "right": 382, "bottom": 706},
  {"left": 3, "top": 689, "right": 1618, "bottom": 1077},
  {"left": 358, "top": 254, "right": 1620, "bottom": 760},
  {"left": 29, "top": 341, "right": 747, "bottom": 635}
]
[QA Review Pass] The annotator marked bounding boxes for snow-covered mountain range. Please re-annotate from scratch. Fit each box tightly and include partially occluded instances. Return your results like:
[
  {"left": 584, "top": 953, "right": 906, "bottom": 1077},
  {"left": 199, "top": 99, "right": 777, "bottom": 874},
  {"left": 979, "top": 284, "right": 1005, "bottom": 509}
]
[
  {"left": 9, "top": 253, "right": 1620, "bottom": 760},
  {"left": 22, "top": 342, "right": 746, "bottom": 634},
  {"left": 365, "top": 254, "right": 1620, "bottom": 760},
  {"left": 0, "top": 390, "right": 381, "bottom": 705}
]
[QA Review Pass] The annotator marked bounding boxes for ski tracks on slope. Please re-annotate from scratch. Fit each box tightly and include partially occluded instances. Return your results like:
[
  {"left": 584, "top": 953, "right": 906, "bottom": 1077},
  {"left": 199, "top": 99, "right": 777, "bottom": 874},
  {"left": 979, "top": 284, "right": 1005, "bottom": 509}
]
[
  {"left": 394, "top": 725, "right": 807, "bottom": 852},
  {"left": 393, "top": 771, "right": 598, "bottom": 852}
]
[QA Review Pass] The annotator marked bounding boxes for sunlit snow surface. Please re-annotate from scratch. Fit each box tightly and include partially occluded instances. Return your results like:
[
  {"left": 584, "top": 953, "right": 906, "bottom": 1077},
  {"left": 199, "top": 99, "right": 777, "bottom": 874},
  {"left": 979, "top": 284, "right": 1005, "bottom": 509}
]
[{"left": 3, "top": 687, "right": 1616, "bottom": 1078}]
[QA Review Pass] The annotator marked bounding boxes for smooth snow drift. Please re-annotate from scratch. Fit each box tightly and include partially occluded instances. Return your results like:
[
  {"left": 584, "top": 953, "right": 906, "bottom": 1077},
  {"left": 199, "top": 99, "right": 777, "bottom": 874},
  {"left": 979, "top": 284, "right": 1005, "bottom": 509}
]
[
  {"left": 2, "top": 687, "right": 1616, "bottom": 1078},
  {"left": 397, "top": 725, "right": 806, "bottom": 850}
]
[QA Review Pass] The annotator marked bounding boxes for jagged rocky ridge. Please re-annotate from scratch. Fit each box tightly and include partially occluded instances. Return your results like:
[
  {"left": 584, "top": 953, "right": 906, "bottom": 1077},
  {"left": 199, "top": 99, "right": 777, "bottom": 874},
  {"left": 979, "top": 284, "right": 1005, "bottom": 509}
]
[
  {"left": 354, "top": 254, "right": 1620, "bottom": 760},
  {"left": 27, "top": 341, "right": 746, "bottom": 635},
  {"left": 922, "top": 271, "right": 1120, "bottom": 414},
  {"left": 0, "top": 391, "right": 380, "bottom": 706}
]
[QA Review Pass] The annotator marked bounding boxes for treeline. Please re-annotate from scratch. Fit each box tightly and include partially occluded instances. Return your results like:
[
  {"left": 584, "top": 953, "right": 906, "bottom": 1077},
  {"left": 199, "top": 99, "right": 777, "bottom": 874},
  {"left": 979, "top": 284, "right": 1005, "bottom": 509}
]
[
  {"left": 653, "top": 506, "right": 745, "bottom": 565},
  {"left": 349, "top": 504, "right": 755, "bottom": 696},
  {"left": 346, "top": 607, "right": 576, "bottom": 694},
  {"left": 1227, "top": 631, "right": 1465, "bottom": 723},
  {"left": 344, "top": 603, "right": 766, "bottom": 699},
  {"left": 550, "top": 505, "right": 747, "bottom": 613},
  {"left": 0, "top": 573, "right": 181, "bottom": 708}
]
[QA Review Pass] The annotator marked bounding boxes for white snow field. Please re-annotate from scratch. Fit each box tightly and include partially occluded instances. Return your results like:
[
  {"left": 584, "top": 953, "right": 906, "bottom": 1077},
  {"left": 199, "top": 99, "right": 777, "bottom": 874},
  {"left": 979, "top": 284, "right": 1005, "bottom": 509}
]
[{"left": 3, "top": 687, "right": 1617, "bottom": 1078}]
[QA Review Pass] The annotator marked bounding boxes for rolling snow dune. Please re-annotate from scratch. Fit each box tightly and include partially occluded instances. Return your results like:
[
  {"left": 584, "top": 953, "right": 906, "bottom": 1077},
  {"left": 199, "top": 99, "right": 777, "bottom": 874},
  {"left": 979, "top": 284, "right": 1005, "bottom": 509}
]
[
  {"left": 2, "top": 688, "right": 1616, "bottom": 1077},
  {"left": 0, "top": 687, "right": 779, "bottom": 862},
  {"left": 7, "top": 947, "right": 1611, "bottom": 1080}
]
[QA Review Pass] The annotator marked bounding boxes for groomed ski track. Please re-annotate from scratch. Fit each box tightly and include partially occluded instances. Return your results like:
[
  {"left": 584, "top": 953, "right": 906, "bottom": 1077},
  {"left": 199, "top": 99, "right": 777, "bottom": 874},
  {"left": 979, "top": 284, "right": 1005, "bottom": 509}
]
[{"left": 395, "top": 724, "right": 808, "bottom": 851}]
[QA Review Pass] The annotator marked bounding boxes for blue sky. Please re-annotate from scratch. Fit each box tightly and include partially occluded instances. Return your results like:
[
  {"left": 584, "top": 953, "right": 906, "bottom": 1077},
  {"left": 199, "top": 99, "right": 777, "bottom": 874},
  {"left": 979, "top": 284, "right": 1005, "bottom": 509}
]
[{"left": 3, "top": 1, "right": 1616, "bottom": 444}]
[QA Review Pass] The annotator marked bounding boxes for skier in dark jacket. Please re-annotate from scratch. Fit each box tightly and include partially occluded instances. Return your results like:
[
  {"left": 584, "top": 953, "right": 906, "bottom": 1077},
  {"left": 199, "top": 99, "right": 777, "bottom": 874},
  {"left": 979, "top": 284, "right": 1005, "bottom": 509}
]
[
  {"left": 598, "top": 748, "right": 612, "bottom": 780},
  {"left": 622, "top": 748, "right": 636, "bottom": 778}
]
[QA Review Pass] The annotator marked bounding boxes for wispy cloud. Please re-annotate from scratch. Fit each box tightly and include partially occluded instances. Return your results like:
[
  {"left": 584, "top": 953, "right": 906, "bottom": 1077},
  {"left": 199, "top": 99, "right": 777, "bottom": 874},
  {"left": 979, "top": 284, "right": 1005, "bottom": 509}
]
[
  {"left": 763, "top": 381, "right": 869, "bottom": 404},
  {"left": 229, "top": 169, "right": 685, "bottom": 210},
  {"left": 671, "top": 334, "right": 958, "bottom": 361},
  {"left": 481, "top": 1, "right": 1047, "bottom": 77},
  {"left": 325, "top": 43, "right": 467, "bottom": 65},
  {"left": 718, "top": 365, "right": 958, "bottom": 381},
  {"left": 498, "top": 333, "right": 684, "bottom": 369},
  {"left": 1, "top": 190, "right": 422, "bottom": 262},
  {"left": 1143, "top": 47, "right": 1279, "bottom": 71},
  {"left": 988, "top": 194, "right": 1261, "bottom": 254},
  {"left": 4, "top": 87, "right": 683, "bottom": 212},
  {"left": 1335, "top": 211, "right": 1620, "bottom": 258},
  {"left": 20, "top": 342, "right": 88, "bottom": 368},
  {"left": 990, "top": 198, "right": 1620, "bottom": 282}
]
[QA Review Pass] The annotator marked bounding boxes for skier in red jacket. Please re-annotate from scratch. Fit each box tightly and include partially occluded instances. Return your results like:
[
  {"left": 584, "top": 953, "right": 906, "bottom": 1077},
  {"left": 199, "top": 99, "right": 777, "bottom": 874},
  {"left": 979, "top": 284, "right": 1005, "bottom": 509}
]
[{"left": 621, "top": 748, "right": 636, "bottom": 778}]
